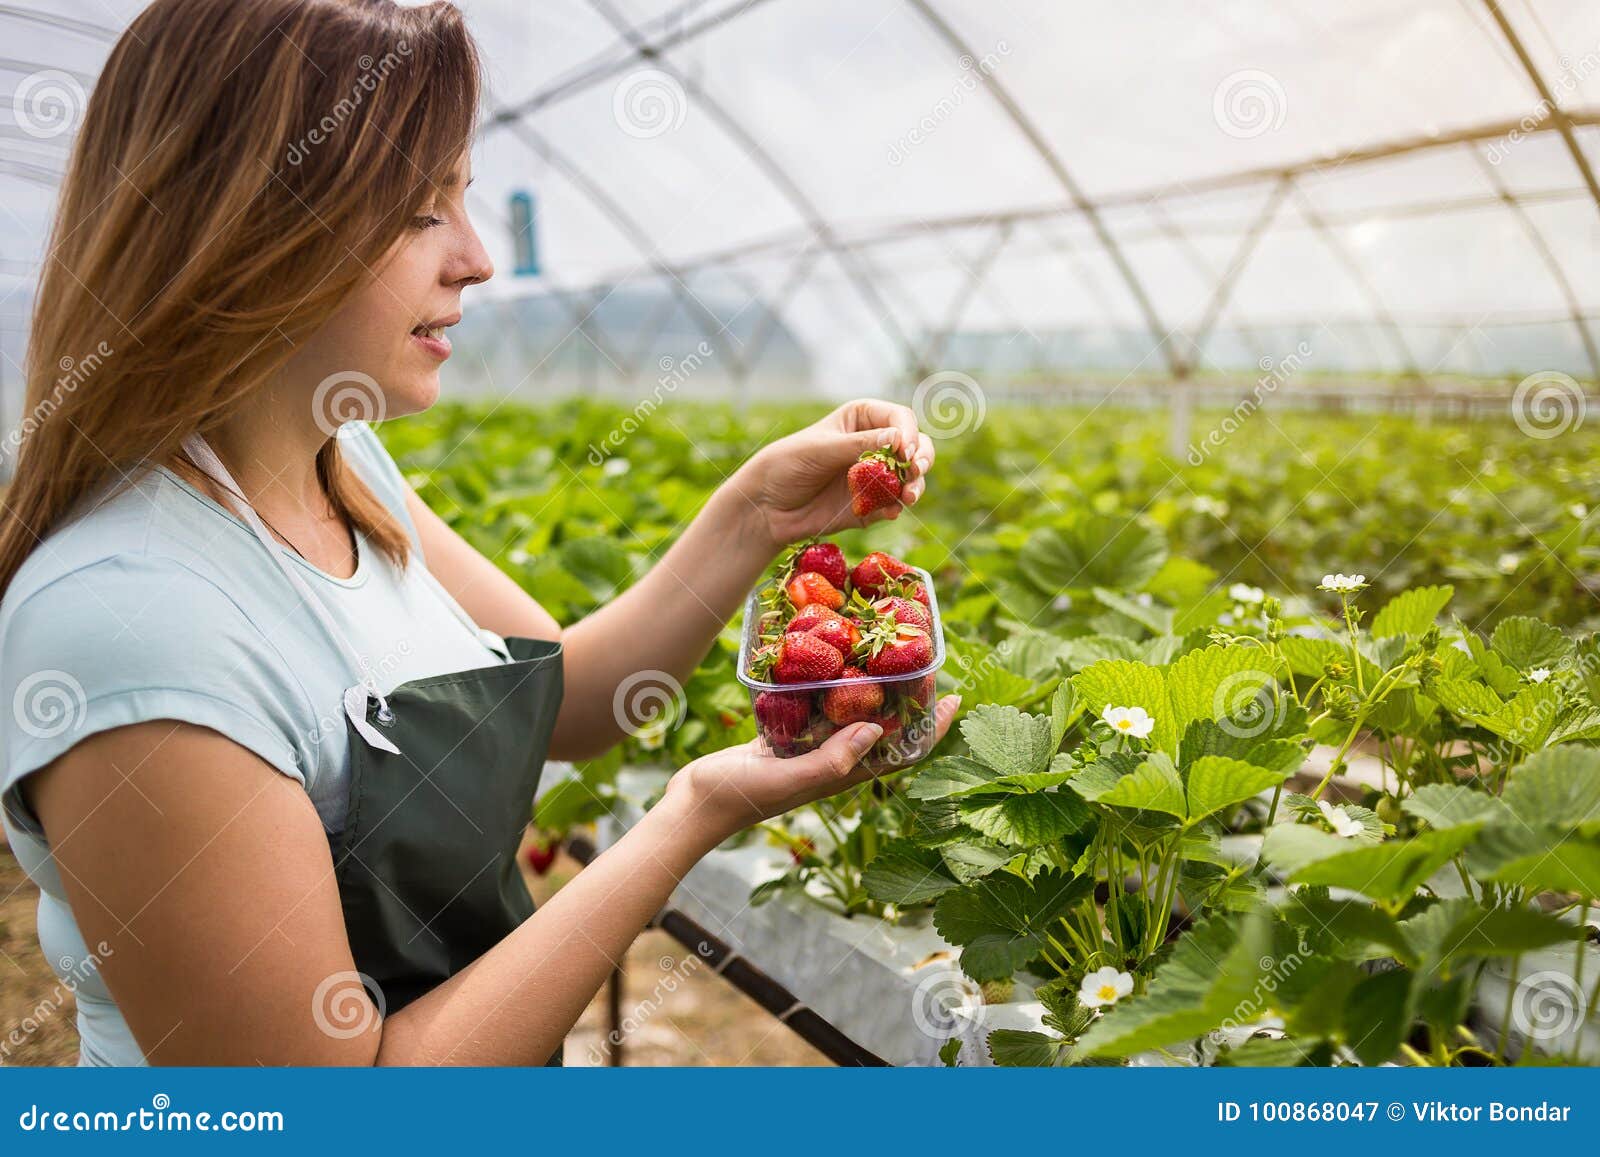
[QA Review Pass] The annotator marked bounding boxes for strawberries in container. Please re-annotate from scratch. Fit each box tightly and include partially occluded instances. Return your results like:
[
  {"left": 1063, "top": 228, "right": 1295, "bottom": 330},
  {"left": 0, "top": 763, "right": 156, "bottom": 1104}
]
[{"left": 739, "top": 544, "right": 944, "bottom": 770}]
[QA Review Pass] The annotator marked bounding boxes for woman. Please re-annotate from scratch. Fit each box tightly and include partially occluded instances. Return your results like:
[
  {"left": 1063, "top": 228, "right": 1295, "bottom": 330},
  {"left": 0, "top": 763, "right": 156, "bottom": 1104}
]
[{"left": 0, "top": 0, "right": 957, "bottom": 1066}]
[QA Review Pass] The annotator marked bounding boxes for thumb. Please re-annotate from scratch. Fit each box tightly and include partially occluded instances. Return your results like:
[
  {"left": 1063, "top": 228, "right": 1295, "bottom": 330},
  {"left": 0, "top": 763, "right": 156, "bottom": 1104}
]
[
  {"left": 843, "top": 426, "right": 903, "bottom": 460},
  {"left": 794, "top": 720, "right": 883, "bottom": 784}
]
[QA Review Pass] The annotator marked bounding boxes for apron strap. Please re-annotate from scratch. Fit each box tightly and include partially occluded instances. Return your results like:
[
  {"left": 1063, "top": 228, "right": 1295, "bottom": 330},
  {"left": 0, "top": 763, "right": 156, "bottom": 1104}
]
[{"left": 179, "top": 433, "right": 402, "bottom": 755}]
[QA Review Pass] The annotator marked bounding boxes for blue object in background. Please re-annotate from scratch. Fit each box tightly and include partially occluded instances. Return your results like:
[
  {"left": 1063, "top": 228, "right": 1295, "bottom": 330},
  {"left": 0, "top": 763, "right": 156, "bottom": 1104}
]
[{"left": 509, "top": 190, "right": 539, "bottom": 277}]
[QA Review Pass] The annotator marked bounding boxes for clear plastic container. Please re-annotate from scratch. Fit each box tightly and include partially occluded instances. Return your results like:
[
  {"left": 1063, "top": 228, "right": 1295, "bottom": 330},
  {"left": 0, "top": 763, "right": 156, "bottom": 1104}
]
[{"left": 736, "top": 565, "right": 945, "bottom": 770}]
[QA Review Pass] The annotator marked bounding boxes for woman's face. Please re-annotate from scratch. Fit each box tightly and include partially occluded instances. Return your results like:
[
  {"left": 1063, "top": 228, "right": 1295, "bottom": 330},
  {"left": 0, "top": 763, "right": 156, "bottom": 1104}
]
[{"left": 291, "top": 165, "right": 492, "bottom": 430}]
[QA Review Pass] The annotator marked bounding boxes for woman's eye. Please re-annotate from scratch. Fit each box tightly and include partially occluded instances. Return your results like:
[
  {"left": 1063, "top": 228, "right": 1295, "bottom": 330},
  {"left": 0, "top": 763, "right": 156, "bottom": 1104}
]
[{"left": 411, "top": 214, "right": 445, "bottom": 230}]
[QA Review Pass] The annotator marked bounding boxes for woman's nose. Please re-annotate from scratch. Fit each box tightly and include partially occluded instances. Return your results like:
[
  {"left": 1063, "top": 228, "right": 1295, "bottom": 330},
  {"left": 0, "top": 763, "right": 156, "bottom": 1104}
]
[{"left": 454, "top": 219, "right": 494, "bottom": 288}]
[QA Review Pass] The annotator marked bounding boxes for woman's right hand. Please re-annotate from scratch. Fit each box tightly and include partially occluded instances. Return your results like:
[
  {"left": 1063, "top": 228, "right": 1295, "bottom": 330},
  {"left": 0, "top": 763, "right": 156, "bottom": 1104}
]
[{"left": 666, "top": 695, "right": 962, "bottom": 842}]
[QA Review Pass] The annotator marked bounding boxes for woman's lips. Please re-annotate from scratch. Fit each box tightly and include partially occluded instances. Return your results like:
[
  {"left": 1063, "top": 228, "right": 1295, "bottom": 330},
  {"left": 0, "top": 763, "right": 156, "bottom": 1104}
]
[{"left": 410, "top": 325, "right": 452, "bottom": 360}]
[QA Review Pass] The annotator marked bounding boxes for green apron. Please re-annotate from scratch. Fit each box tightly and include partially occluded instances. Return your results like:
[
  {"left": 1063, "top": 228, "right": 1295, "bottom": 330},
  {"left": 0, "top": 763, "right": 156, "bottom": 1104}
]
[{"left": 181, "top": 434, "right": 565, "bottom": 1065}]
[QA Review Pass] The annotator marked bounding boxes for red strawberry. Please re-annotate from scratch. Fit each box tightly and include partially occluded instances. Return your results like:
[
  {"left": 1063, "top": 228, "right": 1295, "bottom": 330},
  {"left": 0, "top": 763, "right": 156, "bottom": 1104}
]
[
  {"left": 524, "top": 837, "right": 559, "bottom": 876},
  {"left": 903, "top": 673, "right": 937, "bottom": 707},
  {"left": 808, "top": 615, "right": 861, "bottom": 658},
  {"left": 850, "top": 551, "right": 913, "bottom": 598},
  {"left": 773, "top": 631, "right": 845, "bottom": 684},
  {"left": 869, "top": 712, "right": 903, "bottom": 736},
  {"left": 793, "top": 542, "right": 848, "bottom": 590},
  {"left": 864, "top": 625, "right": 933, "bottom": 677},
  {"left": 790, "top": 603, "right": 841, "bottom": 633},
  {"left": 822, "top": 666, "right": 885, "bottom": 724},
  {"left": 786, "top": 571, "right": 845, "bottom": 611},
  {"left": 789, "top": 836, "right": 817, "bottom": 866},
  {"left": 847, "top": 448, "right": 909, "bottom": 517},
  {"left": 872, "top": 594, "right": 932, "bottom": 633},
  {"left": 755, "top": 689, "right": 812, "bottom": 742}
]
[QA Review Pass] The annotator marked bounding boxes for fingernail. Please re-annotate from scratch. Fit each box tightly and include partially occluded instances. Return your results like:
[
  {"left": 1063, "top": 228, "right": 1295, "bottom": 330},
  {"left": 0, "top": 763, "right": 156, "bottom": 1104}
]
[
  {"left": 949, "top": 695, "right": 963, "bottom": 713},
  {"left": 850, "top": 723, "right": 883, "bottom": 755},
  {"left": 916, "top": 457, "right": 930, "bottom": 474}
]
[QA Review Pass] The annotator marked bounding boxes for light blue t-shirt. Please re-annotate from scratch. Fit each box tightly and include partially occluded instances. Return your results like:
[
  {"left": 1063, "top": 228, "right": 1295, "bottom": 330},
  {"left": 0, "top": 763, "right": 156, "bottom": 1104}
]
[{"left": 0, "top": 422, "right": 508, "bottom": 1066}]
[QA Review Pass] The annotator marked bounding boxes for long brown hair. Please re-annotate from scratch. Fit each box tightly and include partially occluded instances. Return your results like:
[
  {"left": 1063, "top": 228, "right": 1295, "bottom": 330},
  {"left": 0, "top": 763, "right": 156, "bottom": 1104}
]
[{"left": 0, "top": 0, "right": 480, "bottom": 595}]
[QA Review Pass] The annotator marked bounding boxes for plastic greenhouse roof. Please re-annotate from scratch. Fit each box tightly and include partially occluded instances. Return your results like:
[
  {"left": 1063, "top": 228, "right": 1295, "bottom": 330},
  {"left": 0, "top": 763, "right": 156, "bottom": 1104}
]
[{"left": 5, "top": 0, "right": 1600, "bottom": 397}]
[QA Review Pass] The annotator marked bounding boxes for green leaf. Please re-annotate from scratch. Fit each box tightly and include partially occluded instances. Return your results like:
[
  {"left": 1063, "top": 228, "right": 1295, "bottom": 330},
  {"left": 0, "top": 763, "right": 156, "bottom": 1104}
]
[
  {"left": 1430, "top": 678, "right": 1504, "bottom": 721},
  {"left": 1049, "top": 680, "right": 1078, "bottom": 751},
  {"left": 861, "top": 841, "right": 959, "bottom": 905},
  {"left": 1072, "top": 659, "right": 1173, "bottom": 752},
  {"left": 1261, "top": 824, "right": 1478, "bottom": 904},
  {"left": 1092, "top": 587, "right": 1174, "bottom": 636},
  {"left": 1342, "top": 968, "right": 1414, "bottom": 1065},
  {"left": 1467, "top": 826, "right": 1600, "bottom": 900},
  {"left": 941, "top": 842, "right": 1016, "bottom": 884},
  {"left": 960, "top": 704, "right": 1055, "bottom": 778},
  {"left": 933, "top": 869, "right": 1095, "bottom": 981},
  {"left": 1500, "top": 745, "right": 1600, "bottom": 833},
  {"left": 907, "top": 756, "right": 1004, "bottom": 801},
  {"left": 959, "top": 790, "right": 1093, "bottom": 847},
  {"left": 1165, "top": 646, "right": 1277, "bottom": 748},
  {"left": 1288, "top": 894, "right": 1414, "bottom": 963},
  {"left": 1401, "top": 784, "right": 1507, "bottom": 830},
  {"left": 1075, "top": 754, "right": 1187, "bottom": 821},
  {"left": 986, "top": 1029, "right": 1066, "bottom": 1067},
  {"left": 938, "top": 1037, "right": 964, "bottom": 1067},
  {"left": 1480, "top": 685, "right": 1561, "bottom": 749},
  {"left": 1180, "top": 717, "right": 1308, "bottom": 774},
  {"left": 1401, "top": 898, "right": 1582, "bottom": 973},
  {"left": 1490, "top": 616, "right": 1572, "bottom": 669},
  {"left": 1018, "top": 516, "right": 1167, "bottom": 594},
  {"left": 1371, "top": 584, "right": 1454, "bottom": 638},
  {"left": 1184, "top": 756, "right": 1291, "bottom": 823},
  {"left": 1077, "top": 912, "right": 1274, "bottom": 1058}
]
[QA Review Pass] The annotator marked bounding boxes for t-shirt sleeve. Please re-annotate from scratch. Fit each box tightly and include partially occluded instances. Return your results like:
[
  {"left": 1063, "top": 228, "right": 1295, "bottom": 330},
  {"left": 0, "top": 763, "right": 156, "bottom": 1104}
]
[
  {"left": 340, "top": 421, "right": 422, "bottom": 555},
  {"left": 0, "top": 554, "right": 316, "bottom": 838}
]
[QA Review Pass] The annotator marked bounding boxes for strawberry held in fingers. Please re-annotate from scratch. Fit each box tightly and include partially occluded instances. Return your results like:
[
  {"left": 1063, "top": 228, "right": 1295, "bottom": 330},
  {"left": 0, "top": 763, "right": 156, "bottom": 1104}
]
[
  {"left": 785, "top": 570, "right": 845, "bottom": 611},
  {"left": 850, "top": 550, "right": 913, "bottom": 598},
  {"left": 791, "top": 541, "right": 848, "bottom": 590},
  {"left": 754, "top": 689, "right": 812, "bottom": 743},
  {"left": 847, "top": 448, "right": 910, "bottom": 518},
  {"left": 822, "top": 667, "right": 884, "bottom": 725}
]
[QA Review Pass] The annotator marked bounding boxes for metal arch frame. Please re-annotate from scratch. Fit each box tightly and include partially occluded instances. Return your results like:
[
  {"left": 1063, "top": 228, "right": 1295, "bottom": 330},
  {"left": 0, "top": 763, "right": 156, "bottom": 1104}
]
[
  {"left": 581, "top": 0, "right": 924, "bottom": 380},
  {"left": 0, "top": 4, "right": 117, "bottom": 42},
  {"left": 1184, "top": 175, "right": 1292, "bottom": 369},
  {"left": 1481, "top": 0, "right": 1600, "bottom": 222},
  {"left": 1467, "top": 144, "right": 1600, "bottom": 380},
  {"left": 920, "top": 219, "right": 1014, "bottom": 370},
  {"left": 902, "top": 0, "right": 1182, "bottom": 379},
  {"left": 491, "top": 116, "right": 750, "bottom": 381}
]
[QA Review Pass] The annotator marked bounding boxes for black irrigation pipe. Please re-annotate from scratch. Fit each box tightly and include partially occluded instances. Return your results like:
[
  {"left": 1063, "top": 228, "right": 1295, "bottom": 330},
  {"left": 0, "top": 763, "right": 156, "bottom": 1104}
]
[{"left": 564, "top": 834, "right": 889, "bottom": 1067}]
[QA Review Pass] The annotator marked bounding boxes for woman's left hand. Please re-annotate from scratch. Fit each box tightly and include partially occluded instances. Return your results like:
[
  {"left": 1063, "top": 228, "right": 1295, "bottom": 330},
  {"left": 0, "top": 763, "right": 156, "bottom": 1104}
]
[{"left": 734, "top": 399, "right": 936, "bottom": 547}]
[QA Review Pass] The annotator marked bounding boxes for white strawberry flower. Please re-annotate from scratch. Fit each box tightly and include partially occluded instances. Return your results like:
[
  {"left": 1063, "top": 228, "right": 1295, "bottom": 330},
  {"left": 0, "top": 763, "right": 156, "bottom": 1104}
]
[
  {"left": 1570, "top": 503, "right": 1589, "bottom": 520},
  {"left": 1079, "top": 966, "right": 1134, "bottom": 1009},
  {"left": 1497, "top": 553, "right": 1521, "bottom": 575},
  {"left": 1527, "top": 667, "right": 1552, "bottom": 684},
  {"left": 1101, "top": 704, "right": 1155, "bottom": 739},
  {"left": 1317, "top": 800, "right": 1363, "bottom": 839},
  {"left": 1229, "top": 583, "right": 1265, "bottom": 605},
  {"left": 1318, "top": 573, "right": 1367, "bottom": 594}
]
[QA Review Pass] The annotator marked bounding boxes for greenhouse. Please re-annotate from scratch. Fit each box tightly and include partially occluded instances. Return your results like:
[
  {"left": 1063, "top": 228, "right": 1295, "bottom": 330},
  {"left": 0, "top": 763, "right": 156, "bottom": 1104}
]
[{"left": 1, "top": 0, "right": 1598, "bottom": 1095}]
